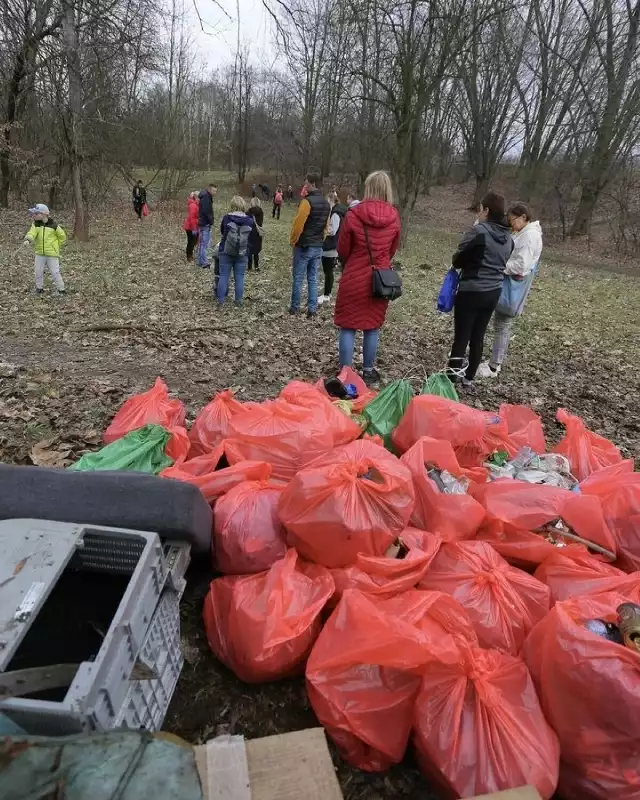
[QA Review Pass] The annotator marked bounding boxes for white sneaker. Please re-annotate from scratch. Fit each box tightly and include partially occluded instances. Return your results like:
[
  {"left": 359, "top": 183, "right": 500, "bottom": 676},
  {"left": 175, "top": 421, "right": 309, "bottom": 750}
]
[
  {"left": 317, "top": 295, "right": 326, "bottom": 306},
  {"left": 477, "top": 362, "right": 501, "bottom": 379}
]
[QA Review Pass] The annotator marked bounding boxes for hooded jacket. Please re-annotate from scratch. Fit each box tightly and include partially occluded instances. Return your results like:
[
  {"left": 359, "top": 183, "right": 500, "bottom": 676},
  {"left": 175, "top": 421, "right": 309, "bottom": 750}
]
[
  {"left": 198, "top": 189, "right": 214, "bottom": 227},
  {"left": 183, "top": 197, "right": 199, "bottom": 232},
  {"left": 219, "top": 211, "right": 255, "bottom": 256},
  {"left": 506, "top": 220, "right": 543, "bottom": 277},
  {"left": 25, "top": 219, "right": 67, "bottom": 258},
  {"left": 452, "top": 220, "right": 514, "bottom": 293},
  {"left": 334, "top": 199, "right": 401, "bottom": 330}
]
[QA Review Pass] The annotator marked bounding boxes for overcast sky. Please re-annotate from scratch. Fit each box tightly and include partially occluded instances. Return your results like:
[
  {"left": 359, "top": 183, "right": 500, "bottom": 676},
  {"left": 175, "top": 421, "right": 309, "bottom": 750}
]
[{"left": 187, "top": 0, "right": 276, "bottom": 71}]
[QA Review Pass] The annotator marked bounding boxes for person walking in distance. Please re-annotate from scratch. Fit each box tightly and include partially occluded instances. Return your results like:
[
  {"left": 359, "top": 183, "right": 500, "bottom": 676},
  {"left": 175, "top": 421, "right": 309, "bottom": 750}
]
[
  {"left": 287, "top": 184, "right": 294, "bottom": 202},
  {"left": 334, "top": 171, "right": 400, "bottom": 386},
  {"left": 183, "top": 192, "right": 199, "bottom": 262},
  {"left": 247, "top": 197, "right": 264, "bottom": 271},
  {"left": 288, "top": 172, "right": 330, "bottom": 318},
  {"left": 216, "top": 196, "right": 254, "bottom": 307},
  {"left": 477, "top": 202, "right": 543, "bottom": 378},
  {"left": 272, "top": 186, "right": 284, "bottom": 219},
  {"left": 319, "top": 194, "right": 347, "bottom": 306},
  {"left": 197, "top": 182, "right": 217, "bottom": 267},
  {"left": 446, "top": 191, "right": 513, "bottom": 387},
  {"left": 132, "top": 180, "right": 146, "bottom": 220},
  {"left": 24, "top": 203, "right": 67, "bottom": 294}
]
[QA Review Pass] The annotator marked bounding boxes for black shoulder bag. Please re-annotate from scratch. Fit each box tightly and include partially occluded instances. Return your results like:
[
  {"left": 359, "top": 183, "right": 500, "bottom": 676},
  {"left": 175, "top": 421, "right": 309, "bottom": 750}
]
[{"left": 363, "top": 222, "right": 403, "bottom": 301}]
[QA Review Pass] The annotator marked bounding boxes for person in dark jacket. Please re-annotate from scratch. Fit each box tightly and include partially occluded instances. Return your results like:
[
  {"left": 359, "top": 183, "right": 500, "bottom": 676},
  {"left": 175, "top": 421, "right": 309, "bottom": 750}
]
[
  {"left": 197, "top": 183, "right": 217, "bottom": 267},
  {"left": 132, "top": 180, "right": 146, "bottom": 220},
  {"left": 247, "top": 197, "right": 264, "bottom": 271},
  {"left": 216, "top": 195, "right": 254, "bottom": 306},
  {"left": 334, "top": 171, "right": 400, "bottom": 385},
  {"left": 288, "top": 172, "right": 330, "bottom": 318},
  {"left": 447, "top": 191, "right": 514, "bottom": 386},
  {"left": 319, "top": 195, "right": 346, "bottom": 305}
]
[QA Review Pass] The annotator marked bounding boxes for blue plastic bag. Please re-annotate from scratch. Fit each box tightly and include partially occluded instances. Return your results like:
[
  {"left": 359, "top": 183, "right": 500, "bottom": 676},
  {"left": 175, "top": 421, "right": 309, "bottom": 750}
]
[
  {"left": 497, "top": 263, "right": 538, "bottom": 317},
  {"left": 436, "top": 268, "right": 459, "bottom": 313}
]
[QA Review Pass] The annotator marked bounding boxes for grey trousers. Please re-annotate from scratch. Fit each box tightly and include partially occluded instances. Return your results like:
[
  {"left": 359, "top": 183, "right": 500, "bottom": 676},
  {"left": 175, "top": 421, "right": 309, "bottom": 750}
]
[
  {"left": 490, "top": 311, "right": 515, "bottom": 367},
  {"left": 35, "top": 256, "right": 65, "bottom": 291}
]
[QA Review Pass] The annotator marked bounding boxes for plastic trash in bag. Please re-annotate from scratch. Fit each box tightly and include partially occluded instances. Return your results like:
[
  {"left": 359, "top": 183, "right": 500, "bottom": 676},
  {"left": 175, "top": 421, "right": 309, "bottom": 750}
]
[
  {"left": 401, "top": 437, "right": 486, "bottom": 541},
  {"left": 486, "top": 447, "right": 578, "bottom": 491},
  {"left": 226, "top": 398, "right": 336, "bottom": 482},
  {"left": 421, "top": 372, "right": 459, "bottom": 401},
  {"left": 161, "top": 442, "right": 271, "bottom": 503},
  {"left": 393, "top": 394, "right": 513, "bottom": 467},
  {"left": 307, "top": 588, "right": 476, "bottom": 772},
  {"left": 188, "top": 390, "right": 255, "bottom": 457},
  {"left": 418, "top": 539, "right": 550, "bottom": 654},
  {"left": 278, "top": 439, "right": 415, "bottom": 568},
  {"left": 214, "top": 480, "right": 287, "bottom": 574},
  {"left": 315, "top": 367, "right": 377, "bottom": 413},
  {"left": 279, "top": 380, "right": 362, "bottom": 446},
  {"left": 204, "top": 549, "right": 334, "bottom": 683},
  {"left": 523, "top": 591, "right": 640, "bottom": 800},
  {"left": 328, "top": 532, "right": 442, "bottom": 606},
  {"left": 436, "top": 267, "right": 459, "bottom": 313},
  {"left": 70, "top": 424, "right": 175, "bottom": 474},
  {"left": 414, "top": 643, "right": 560, "bottom": 800},
  {"left": 473, "top": 479, "right": 617, "bottom": 571},
  {"left": 552, "top": 408, "right": 623, "bottom": 481},
  {"left": 534, "top": 544, "right": 640, "bottom": 604},
  {"left": 104, "top": 378, "right": 185, "bottom": 444},
  {"left": 362, "top": 379, "right": 414, "bottom": 449},
  {"left": 500, "top": 403, "right": 546, "bottom": 453}
]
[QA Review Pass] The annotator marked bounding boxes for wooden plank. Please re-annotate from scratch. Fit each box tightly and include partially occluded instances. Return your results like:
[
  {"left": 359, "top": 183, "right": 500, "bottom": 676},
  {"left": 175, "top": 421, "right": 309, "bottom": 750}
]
[
  {"left": 195, "top": 735, "right": 251, "bottom": 800},
  {"left": 245, "top": 728, "right": 343, "bottom": 800},
  {"left": 469, "top": 788, "right": 543, "bottom": 800}
]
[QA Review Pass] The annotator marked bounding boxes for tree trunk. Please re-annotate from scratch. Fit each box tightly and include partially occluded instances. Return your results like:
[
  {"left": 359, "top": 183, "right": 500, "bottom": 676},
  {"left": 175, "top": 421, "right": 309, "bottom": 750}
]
[
  {"left": 0, "top": 45, "right": 29, "bottom": 208},
  {"left": 570, "top": 182, "right": 599, "bottom": 236},
  {"left": 471, "top": 175, "right": 490, "bottom": 209}
]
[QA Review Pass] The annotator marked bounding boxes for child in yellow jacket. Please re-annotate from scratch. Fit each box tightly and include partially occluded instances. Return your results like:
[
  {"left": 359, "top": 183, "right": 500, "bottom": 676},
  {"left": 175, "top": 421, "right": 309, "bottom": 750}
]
[{"left": 24, "top": 203, "right": 67, "bottom": 294}]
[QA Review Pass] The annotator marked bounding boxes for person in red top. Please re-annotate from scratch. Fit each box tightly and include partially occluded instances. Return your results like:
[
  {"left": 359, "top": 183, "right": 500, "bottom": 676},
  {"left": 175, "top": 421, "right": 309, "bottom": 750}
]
[
  {"left": 183, "top": 192, "right": 199, "bottom": 261},
  {"left": 334, "top": 170, "right": 400, "bottom": 386}
]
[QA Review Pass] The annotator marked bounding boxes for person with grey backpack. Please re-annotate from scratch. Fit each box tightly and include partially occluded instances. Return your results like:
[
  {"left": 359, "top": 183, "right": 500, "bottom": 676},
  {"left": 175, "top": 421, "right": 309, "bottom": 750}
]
[{"left": 216, "top": 196, "right": 254, "bottom": 306}]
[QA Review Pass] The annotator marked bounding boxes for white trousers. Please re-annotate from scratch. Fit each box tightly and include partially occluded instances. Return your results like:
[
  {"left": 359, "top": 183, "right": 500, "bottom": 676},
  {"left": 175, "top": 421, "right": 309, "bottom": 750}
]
[{"left": 35, "top": 256, "right": 65, "bottom": 291}]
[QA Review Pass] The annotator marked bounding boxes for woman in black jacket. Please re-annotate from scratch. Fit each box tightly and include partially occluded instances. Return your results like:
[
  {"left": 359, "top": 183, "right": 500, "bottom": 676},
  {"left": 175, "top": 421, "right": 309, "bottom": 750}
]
[
  {"left": 447, "top": 191, "right": 514, "bottom": 386},
  {"left": 246, "top": 197, "right": 264, "bottom": 271}
]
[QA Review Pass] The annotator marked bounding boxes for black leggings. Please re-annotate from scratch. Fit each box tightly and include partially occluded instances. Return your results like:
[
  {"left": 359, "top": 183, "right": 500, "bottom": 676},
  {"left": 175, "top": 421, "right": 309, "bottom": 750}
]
[
  {"left": 322, "top": 256, "right": 336, "bottom": 296},
  {"left": 448, "top": 288, "right": 501, "bottom": 380},
  {"left": 272, "top": 204, "right": 281, "bottom": 219},
  {"left": 185, "top": 231, "right": 198, "bottom": 260},
  {"left": 134, "top": 203, "right": 142, "bottom": 219},
  {"left": 248, "top": 252, "right": 260, "bottom": 270}
]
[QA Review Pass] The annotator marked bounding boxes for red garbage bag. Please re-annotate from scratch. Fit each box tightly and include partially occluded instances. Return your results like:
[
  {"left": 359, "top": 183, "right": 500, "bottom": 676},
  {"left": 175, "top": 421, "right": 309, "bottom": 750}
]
[
  {"left": 473, "top": 479, "right": 617, "bottom": 571},
  {"left": 278, "top": 439, "right": 415, "bottom": 568},
  {"left": 329, "top": 532, "right": 442, "bottom": 606},
  {"left": 307, "top": 588, "right": 476, "bottom": 772},
  {"left": 226, "top": 399, "right": 336, "bottom": 482},
  {"left": 552, "top": 408, "right": 623, "bottom": 481},
  {"left": 161, "top": 443, "right": 271, "bottom": 503},
  {"left": 414, "top": 644, "right": 560, "bottom": 799},
  {"left": 104, "top": 378, "right": 185, "bottom": 443},
  {"left": 214, "top": 480, "right": 287, "bottom": 574},
  {"left": 392, "top": 395, "right": 513, "bottom": 467},
  {"left": 401, "top": 437, "right": 486, "bottom": 541},
  {"left": 204, "top": 549, "right": 334, "bottom": 683},
  {"left": 534, "top": 544, "right": 639, "bottom": 604},
  {"left": 279, "top": 380, "right": 361, "bottom": 445},
  {"left": 418, "top": 540, "right": 550, "bottom": 654},
  {"left": 523, "top": 591, "right": 640, "bottom": 799},
  {"left": 581, "top": 462, "right": 640, "bottom": 573},
  {"left": 314, "top": 367, "right": 376, "bottom": 412},
  {"left": 188, "top": 390, "right": 256, "bottom": 457},
  {"left": 500, "top": 403, "right": 546, "bottom": 454}
]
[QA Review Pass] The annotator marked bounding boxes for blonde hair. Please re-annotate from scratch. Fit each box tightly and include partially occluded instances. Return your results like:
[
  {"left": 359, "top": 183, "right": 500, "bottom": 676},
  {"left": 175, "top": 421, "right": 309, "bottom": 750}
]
[
  {"left": 230, "top": 195, "right": 246, "bottom": 212},
  {"left": 364, "top": 171, "right": 393, "bottom": 203},
  {"left": 249, "top": 197, "right": 262, "bottom": 209},
  {"left": 189, "top": 191, "right": 198, "bottom": 200}
]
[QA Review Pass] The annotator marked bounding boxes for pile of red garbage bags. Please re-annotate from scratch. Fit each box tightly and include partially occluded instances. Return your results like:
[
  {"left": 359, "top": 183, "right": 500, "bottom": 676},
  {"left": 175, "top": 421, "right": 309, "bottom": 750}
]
[{"left": 104, "top": 380, "right": 639, "bottom": 800}]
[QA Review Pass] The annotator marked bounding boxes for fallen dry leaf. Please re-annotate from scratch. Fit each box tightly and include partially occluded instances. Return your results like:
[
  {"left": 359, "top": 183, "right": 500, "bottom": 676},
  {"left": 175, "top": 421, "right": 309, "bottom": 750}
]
[{"left": 30, "top": 438, "right": 74, "bottom": 468}]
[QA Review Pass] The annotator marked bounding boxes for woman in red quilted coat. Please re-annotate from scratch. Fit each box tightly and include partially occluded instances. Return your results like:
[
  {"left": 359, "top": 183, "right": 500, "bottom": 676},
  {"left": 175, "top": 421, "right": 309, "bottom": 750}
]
[
  {"left": 334, "top": 170, "right": 400, "bottom": 385},
  {"left": 183, "top": 192, "right": 199, "bottom": 262}
]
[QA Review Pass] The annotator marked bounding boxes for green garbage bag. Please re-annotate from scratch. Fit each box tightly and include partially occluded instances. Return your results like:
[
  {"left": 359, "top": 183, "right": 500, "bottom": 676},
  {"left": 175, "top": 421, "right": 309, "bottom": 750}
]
[
  {"left": 362, "top": 379, "right": 414, "bottom": 449},
  {"left": 69, "top": 424, "right": 174, "bottom": 474},
  {"left": 421, "top": 373, "right": 459, "bottom": 401}
]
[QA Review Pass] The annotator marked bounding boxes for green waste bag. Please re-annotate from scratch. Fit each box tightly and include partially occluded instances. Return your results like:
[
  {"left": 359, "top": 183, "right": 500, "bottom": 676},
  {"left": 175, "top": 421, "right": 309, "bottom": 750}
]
[
  {"left": 69, "top": 424, "right": 174, "bottom": 474},
  {"left": 421, "top": 373, "right": 459, "bottom": 401},
  {"left": 362, "top": 379, "right": 414, "bottom": 449}
]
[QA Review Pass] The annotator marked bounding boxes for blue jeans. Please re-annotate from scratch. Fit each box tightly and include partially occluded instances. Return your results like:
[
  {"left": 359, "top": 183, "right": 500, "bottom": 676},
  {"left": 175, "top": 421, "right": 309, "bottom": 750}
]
[
  {"left": 290, "top": 246, "right": 322, "bottom": 313},
  {"left": 198, "top": 225, "right": 211, "bottom": 265},
  {"left": 339, "top": 328, "right": 380, "bottom": 370},
  {"left": 217, "top": 252, "right": 247, "bottom": 304}
]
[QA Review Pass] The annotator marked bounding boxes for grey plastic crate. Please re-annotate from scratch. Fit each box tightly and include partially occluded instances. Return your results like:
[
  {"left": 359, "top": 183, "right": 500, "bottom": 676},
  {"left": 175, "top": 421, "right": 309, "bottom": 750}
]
[
  {"left": 114, "top": 587, "right": 183, "bottom": 731},
  {"left": 0, "top": 520, "right": 184, "bottom": 735}
]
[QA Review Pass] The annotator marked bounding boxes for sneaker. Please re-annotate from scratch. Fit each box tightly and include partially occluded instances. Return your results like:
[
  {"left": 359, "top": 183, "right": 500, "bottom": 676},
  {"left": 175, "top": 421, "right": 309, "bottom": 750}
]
[
  {"left": 317, "top": 295, "right": 326, "bottom": 306},
  {"left": 288, "top": 307, "right": 298, "bottom": 315},
  {"left": 306, "top": 310, "right": 317, "bottom": 319},
  {"left": 200, "top": 263, "right": 211, "bottom": 269},
  {"left": 362, "top": 368, "right": 381, "bottom": 387},
  {"left": 234, "top": 300, "right": 244, "bottom": 308},
  {"left": 460, "top": 377, "right": 474, "bottom": 389},
  {"left": 476, "top": 362, "right": 501, "bottom": 379},
  {"left": 57, "top": 289, "right": 66, "bottom": 295},
  {"left": 35, "top": 288, "right": 44, "bottom": 295}
]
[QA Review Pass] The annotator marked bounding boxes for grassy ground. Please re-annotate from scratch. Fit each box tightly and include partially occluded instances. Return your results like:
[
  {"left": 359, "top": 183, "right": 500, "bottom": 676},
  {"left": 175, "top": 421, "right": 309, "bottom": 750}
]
[{"left": 0, "top": 173, "right": 638, "bottom": 799}]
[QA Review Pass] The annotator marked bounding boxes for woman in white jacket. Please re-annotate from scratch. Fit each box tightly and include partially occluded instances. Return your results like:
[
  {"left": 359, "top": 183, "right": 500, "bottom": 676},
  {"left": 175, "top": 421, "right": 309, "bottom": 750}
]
[{"left": 477, "top": 202, "right": 543, "bottom": 377}]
